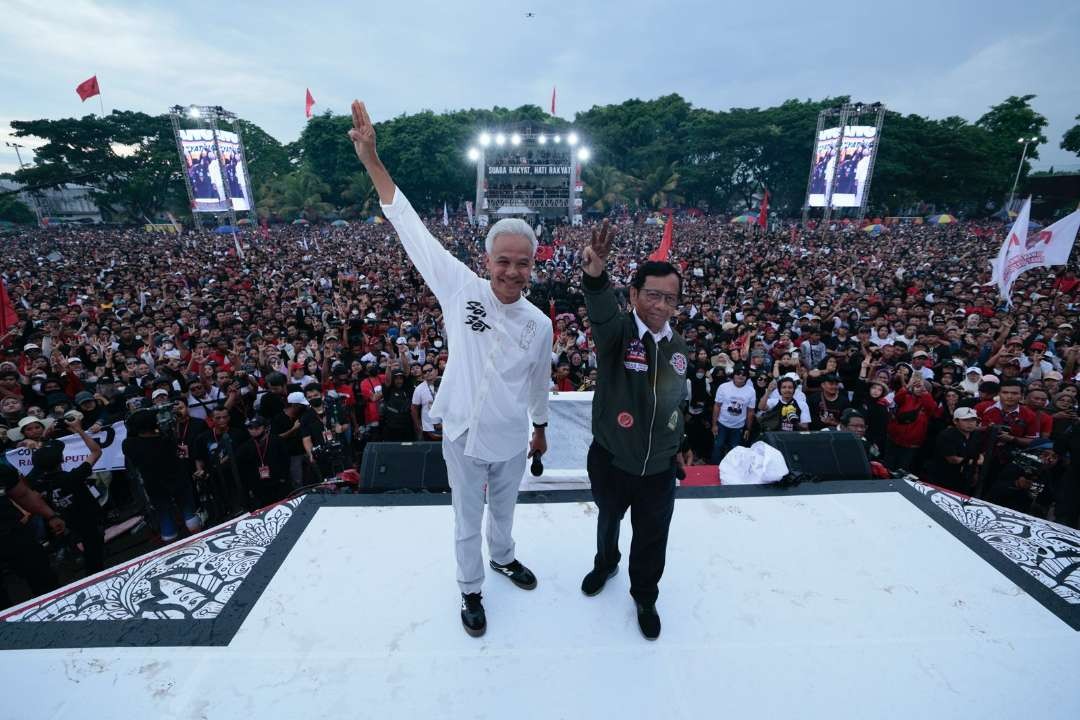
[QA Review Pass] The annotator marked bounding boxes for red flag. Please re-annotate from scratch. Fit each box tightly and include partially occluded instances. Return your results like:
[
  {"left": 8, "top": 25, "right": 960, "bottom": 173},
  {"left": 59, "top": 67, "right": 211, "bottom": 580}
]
[
  {"left": 757, "top": 188, "right": 769, "bottom": 229},
  {"left": 75, "top": 75, "right": 100, "bottom": 102},
  {"left": 0, "top": 278, "right": 19, "bottom": 342},
  {"left": 649, "top": 215, "right": 674, "bottom": 261},
  {"left": 550, "top": 86, "right": 556, "bottom": 115},
  {"left": 305, "top": 88, "right": 316, "bottom": 118},
  {"left": 535, "top": 245, "right": 554, "bottom": 262}
]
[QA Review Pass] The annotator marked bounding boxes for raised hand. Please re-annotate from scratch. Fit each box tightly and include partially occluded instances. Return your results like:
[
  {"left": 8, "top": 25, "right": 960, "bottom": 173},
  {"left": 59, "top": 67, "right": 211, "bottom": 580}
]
[
  {"left": 348, "top": 100, "right": 377, "bottom": 167},
  {"left": 581, "top": 219, "right": 613, "bottom": 278}
]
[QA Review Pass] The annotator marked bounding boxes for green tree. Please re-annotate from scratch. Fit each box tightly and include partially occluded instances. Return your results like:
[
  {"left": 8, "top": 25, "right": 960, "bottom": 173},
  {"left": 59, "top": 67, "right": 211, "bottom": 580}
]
[
  {"left": 340, "top": 171, "right": 378, "bottom": 218},
  {"left": 0, "top": 194, "right": 36, "bottom": 224},
  {"left": 580, "top": 164, "right": 629, "bottom": 212},
  {"left": 258, "top": 170, "right": 335, "bottom": 221},
  {"left": 1062, "top": 114, "right": 1080, "bottom": 158},
  {"left": 636, "top": 162, "right": 683, "bottom": 209}
]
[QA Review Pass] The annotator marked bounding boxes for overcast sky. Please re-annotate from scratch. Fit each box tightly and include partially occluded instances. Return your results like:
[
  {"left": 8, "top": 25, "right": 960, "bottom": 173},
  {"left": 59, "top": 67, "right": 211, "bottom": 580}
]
[{"left": 2, "top": 0, "right": 1078, "bottom": 177}]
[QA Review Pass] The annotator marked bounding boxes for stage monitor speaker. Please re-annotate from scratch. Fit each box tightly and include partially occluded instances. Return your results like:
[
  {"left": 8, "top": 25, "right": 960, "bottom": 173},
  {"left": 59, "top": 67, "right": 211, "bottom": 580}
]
[
  {"left": 360, "top": 442, "right": 450, "bottom": 492},
  {"left": 762, "top": 431, "right": 872, "bottom": 481}
]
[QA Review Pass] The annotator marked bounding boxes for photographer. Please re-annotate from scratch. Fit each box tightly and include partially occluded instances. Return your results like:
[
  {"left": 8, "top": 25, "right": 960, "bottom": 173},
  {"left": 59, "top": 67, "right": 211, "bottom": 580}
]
[
  {"left": 194, "top": 407, "right": 250, "bottom": 521},
  {"left": 0, "top": 463, "right": 64, "bottom": 610},
  {"left": 31, "top": 419, "right": 105, "bottom": 574},
  {"left": 122, "top": 407, "right": 204, "bottom": 543},
  {"left": 380, "top": 370, "right": 418, "bottom": 441},
  {"left": 929, "top": 407, "right": 984, "bottom": 494},
  {"left": 233, "top": 417, "right": 291, "bottom": 506}
]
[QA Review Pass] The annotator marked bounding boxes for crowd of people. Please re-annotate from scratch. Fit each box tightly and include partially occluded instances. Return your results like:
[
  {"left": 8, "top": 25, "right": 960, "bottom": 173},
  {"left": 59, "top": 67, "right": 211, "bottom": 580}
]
[{"left": 2, "top": 205, "right": 1080, "bottom": 609}]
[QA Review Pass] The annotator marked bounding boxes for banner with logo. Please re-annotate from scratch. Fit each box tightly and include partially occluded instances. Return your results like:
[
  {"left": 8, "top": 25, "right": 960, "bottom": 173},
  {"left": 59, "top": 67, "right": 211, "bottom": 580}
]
[{"left": 5, "top": 422, "right": 127, "bottom": 476}]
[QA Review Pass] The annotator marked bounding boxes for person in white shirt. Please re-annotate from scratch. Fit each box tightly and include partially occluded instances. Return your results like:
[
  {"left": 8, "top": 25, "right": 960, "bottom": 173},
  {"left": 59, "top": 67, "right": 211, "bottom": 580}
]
[
  {"left": 711, "top": 364, "right": 756, "bottom": 463},
  {"left": 410, "top": 364, "right": 441, "bottom": 440},
  {"left": 349, "top": 100, "right": 552, "bottom": 639}
]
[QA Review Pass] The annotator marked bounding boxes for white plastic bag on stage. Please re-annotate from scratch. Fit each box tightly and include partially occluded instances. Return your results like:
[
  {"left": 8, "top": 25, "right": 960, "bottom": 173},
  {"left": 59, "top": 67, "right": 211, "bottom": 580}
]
[{"left": 719, "top": 442, "right": 789, "bottom": 485}]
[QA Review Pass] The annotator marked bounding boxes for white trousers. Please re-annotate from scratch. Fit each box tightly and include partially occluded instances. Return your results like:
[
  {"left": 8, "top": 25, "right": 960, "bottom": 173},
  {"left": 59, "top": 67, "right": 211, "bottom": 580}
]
[{"left": 441, "top": 431, "right": 526, "bottom": 594}]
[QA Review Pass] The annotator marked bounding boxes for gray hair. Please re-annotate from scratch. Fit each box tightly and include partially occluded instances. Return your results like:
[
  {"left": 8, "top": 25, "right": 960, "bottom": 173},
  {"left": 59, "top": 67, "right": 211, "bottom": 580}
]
[{"left": 484, "top": 218, "right": 538, "bottom": 255}]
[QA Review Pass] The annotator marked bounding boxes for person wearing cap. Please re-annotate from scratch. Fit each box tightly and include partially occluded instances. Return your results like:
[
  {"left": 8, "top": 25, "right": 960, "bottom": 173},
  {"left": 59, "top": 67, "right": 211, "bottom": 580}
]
[
  {"left": 31, "top": 418, "right": 106, "bottom": 573},
  {"left": 122, "top": 407, "right": 205, "bottom": 542},
  {"left": 960, "top": 367, "right": 983, "bottom": 396},
  {"left": 350, "top": 101, "right": 552, "bottom": 639},
  {"left": 711, "top": 363, "right": 756, "bottom": 463},
  {"left": 9, "top": 415, "right": 54, "bottom": 449},
  {"left": 807, "top": 373, "right": 851, "bottom": 431},
  {"left": 929, "top": 407, "right": 984, "bottom": 494},
  {"left": 271, "top": 392, "right": 315, "bottom": 489},
  {"left": 910, "top": 350, "right": 934, "bottom": 381},
  {"left": 1020, "top": 341, "right": 1055, "bottom": 380},
  {"left": 380, "top": 369, "right": 417, "bottom": 442},
  {"left": 234, "top": 416, "right": 291, "bottom": 507}
]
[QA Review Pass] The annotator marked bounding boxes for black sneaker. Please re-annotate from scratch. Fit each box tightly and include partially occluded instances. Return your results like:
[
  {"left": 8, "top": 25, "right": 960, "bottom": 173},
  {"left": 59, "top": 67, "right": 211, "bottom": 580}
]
[
  {"left": 460, "top": 593, "right": 486, "bottom": 637},
  {"left": 581, "top": 565, "right": 618, "bottom": 597},
  {"left": 635, "top": 601, "right": 661, "bottom": 640},
  {"left": 489, "top": 559, "right": 538, "bottom": 590}
]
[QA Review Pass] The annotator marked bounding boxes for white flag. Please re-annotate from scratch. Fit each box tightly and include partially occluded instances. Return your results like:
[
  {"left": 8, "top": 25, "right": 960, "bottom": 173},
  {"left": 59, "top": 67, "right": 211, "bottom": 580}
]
[
  {"left": 995, "top": 201, "right": 1080, "bottom": 304},
  {"left": 442, "top": 202, "right": 449, "bottom": 226},
  {"left": 465, "top": 201, "right": 474, "bottom": 224},
  {"left": 991, "top": 197, "right": 1030, "bottom": 303}
]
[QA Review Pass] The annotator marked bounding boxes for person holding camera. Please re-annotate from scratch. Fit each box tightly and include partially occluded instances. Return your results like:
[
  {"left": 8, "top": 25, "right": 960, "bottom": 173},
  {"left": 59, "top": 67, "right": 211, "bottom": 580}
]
[
  {"left": 122, "top": 408, "right": 204, "bottom": 543},
  {"left": 31, "top": 418, "right": 105, "bottom": 573},
  {"left": 233, "top": 416, "right": 291, "bottom": 507}
]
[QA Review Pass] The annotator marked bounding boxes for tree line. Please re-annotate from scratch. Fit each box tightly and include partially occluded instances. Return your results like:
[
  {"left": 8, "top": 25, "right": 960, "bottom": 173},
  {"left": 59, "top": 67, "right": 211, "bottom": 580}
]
[{"left": 1, "top": 94, "right": 1075, "bottom": 224}]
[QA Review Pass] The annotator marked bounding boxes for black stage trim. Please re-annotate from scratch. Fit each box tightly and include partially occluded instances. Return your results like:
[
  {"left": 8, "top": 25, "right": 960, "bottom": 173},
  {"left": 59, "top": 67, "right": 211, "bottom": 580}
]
[{"left": 2, "top": 479, "right": 1076, "bottom": 650}]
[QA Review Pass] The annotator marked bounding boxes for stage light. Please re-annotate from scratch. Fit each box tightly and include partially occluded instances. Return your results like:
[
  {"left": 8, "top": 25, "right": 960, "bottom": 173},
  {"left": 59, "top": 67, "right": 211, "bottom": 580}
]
[
  {"left": 479, "top": 132, "right": 491, "bottom": 147},
  {"left": 567, "top": 132, "right": 578, "bottom": 146},
  {"left": 187, "top": 106, "right": 201, "bottom": 119},
  {"left": 467, "top": 147, "right": 480, "bottom": 161},
  {"left": 577, "top": 147, "right": 590, "bottom": 161},
  {"left": 553, "top": 134, "right": 562, "bottom": 143},
  {"left": 538, "top": 134, "right": 547, "bottom": 144},
  {"left": 510, "top": 133, "right": 521, "bottom": 146},
  {"left": 495, "top": 133, "right": 506, "bottom": 146}
]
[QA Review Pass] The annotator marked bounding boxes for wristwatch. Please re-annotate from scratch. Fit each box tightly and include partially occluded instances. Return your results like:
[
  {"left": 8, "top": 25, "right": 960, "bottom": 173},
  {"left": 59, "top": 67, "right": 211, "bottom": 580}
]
[{"left": 532, "top": 422, "right": 548, "bottom": 429}]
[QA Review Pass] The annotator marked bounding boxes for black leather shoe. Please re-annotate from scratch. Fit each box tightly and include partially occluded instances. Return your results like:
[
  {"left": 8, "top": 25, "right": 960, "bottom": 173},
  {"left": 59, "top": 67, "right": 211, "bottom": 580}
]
[
  {"left": 489, "top": 559, "right": 538, "bottom": 590},
  {"left": 635, "top": 601, "right": 661, "bottom": 640},
  {"left": 581, "top": 565, "right": 618, "bottom": 596},
  {"left": 461, "top": 593, "right": 486, "bottom": 637}
]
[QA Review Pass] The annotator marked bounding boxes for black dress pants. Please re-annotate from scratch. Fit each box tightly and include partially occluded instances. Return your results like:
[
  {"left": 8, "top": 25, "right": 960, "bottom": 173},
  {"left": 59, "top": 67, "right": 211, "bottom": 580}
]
[{"left": 587, "top": 441, "right": 676, "bottom": 605}]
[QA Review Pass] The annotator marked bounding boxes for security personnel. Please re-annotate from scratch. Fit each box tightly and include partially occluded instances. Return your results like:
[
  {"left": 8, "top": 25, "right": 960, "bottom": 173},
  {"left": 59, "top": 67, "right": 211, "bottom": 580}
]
[{"left": 579, "top": 220, "right": 689, "bottom": 640}]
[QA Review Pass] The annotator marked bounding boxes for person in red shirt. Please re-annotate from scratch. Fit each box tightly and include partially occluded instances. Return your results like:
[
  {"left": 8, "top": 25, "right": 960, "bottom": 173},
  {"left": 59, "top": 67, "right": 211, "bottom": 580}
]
[
  {"left": 1024, "top": 386, "right": 1054, "bottom": 438},
  {"left": 1053, "top": 270, "right": 1080, "bottom": 295},
  {"left": 885, "top": 375, "right": 940, "bottom": 471},
  {"left": 975, "top": 378, "right": 1039, "bottom": 460},
  {"left": 357, "top": 361, "right": 385, "bottom": 439}
]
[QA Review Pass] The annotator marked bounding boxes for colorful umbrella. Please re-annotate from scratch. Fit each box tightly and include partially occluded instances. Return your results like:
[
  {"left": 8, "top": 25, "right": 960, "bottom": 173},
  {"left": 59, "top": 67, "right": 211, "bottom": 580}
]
[
  {"left": 730, "top": 214, "right": 758, "bottom": 224},
  {"left": 236, "top": 218, "right": 252, "bottom": 225},
  {"left": 331, "top": 219, "right": 349, "bottom": 227},
  {"left": 292, "top": 218, "right": 309, "bottom": 225},
  {"left": 926, "top": 214, "right": 958, "bottom": 224},
  {"left": 863, "top": 223, "right": 887, "bottom": 236}
]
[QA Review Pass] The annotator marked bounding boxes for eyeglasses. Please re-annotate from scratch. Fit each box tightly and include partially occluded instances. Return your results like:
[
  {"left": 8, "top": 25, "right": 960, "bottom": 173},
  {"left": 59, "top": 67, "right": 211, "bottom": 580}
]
[{"left": 639, "top": 289, "right": 680, "bottom": 307}]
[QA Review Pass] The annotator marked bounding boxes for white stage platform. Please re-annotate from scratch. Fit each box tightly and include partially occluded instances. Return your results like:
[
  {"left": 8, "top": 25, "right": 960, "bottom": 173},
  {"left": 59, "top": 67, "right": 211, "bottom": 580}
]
[{"left": 2, "top": 481, "right": 1079, "bottom": 719}]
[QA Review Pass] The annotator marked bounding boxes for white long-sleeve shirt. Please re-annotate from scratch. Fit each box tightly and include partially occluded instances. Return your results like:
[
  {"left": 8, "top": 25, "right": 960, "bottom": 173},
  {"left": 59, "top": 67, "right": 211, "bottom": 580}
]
[{"left": 381, "top": 188, "right": 552, "bottom": 462}]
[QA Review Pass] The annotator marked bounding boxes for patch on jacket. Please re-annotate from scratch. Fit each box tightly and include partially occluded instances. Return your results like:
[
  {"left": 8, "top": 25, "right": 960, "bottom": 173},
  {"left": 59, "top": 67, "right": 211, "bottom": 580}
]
[
  {"left": 669, "top": 352, "right": 687, "bottom": 375},
  {"left": 667, "top": 410, "right": 679, "bottom": 430},
  {"left": 624, "top": 339, "right": 648, "bottom": 372},
  {"left": 519, "top": 320, "right": 537, "bottom": 350},
  {"left": 617, "top": 411, "right": 634, "bottom": 429}
]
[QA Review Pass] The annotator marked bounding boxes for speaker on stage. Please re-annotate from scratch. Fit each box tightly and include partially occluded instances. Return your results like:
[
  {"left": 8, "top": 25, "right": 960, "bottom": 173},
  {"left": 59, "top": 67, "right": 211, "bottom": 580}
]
[
  {"left": 762, "top": 431, "right": 872, "bottom": 481},
  {"left": 360, "top": 442, "right": 450, "bottom": 492}
]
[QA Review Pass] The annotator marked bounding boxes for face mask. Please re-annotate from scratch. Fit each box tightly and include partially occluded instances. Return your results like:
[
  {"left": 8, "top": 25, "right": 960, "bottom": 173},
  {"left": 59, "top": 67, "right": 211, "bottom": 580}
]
[
  {"left": 32, "top": 383, "right": 42, "bottom": 393},
  {"left": 696, "top": 372, "right": 705, "bottom": 380},
  {"left": 309, "top": 398, "right": 323, "bottom": 408}
]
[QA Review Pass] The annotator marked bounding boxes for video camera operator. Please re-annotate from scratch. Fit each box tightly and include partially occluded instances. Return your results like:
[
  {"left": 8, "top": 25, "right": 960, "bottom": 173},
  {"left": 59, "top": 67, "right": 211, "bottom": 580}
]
[
  {"left": 194, "top": 407, "right": 250, "bottom": 522},
  {"left": 121, "top": 405, "right": 204, "bottom": 543},
  {"left": 985, "top": 438, "right": 1061, "bottom": 515}
]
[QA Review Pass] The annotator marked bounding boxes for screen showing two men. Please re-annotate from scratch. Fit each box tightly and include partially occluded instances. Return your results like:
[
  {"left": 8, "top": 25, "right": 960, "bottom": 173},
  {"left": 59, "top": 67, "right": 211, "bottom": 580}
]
[
  {"left": 806, "top": 125, "right": 876, "bottom": 208},
  {"left": 179, "top": 129, "right": 252, "bottom": 212}
]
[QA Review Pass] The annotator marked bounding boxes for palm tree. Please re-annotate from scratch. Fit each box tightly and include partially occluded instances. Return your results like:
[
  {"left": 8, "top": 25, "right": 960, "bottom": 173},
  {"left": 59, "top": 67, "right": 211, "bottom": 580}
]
[
  {"left": 259, "top": 170, "right": 334, "bottom": 221},
  {"left": 340, "top": 172, "right": 378, "bottom": 218},
  {"left": 637, "top": 162, "right": 684, "bottom": 209},
  {"left": 581, "top": 165, "right": 630, "bottom": 213}
]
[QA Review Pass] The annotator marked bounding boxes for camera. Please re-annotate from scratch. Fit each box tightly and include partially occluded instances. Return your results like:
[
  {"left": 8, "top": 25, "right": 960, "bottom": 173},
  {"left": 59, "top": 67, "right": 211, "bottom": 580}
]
[{"left": 63, "top": 410, "right": 83, "bottom": 424}]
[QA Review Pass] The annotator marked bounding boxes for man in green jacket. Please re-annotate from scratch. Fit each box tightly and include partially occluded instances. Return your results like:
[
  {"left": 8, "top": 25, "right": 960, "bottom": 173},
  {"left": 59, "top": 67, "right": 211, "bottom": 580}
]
[{"left": 579, "top": 220, "right": 689, "bottom": 640}]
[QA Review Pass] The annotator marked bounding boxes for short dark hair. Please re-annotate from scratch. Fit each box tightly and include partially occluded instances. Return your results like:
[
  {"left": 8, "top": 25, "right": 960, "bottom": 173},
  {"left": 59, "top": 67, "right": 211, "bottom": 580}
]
[
  {"left": 998, "top": 378, "right": 1023, "bottom": 391},
  {"left": 266, "top": 371, "right": 287, "bottom": 387},
  {"left": 630, "top": 261, "right": 682, "bottom": 292}
]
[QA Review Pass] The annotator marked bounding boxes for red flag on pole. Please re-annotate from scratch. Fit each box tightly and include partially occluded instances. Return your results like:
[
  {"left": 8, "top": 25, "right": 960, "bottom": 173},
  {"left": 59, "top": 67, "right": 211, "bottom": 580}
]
[
  {"left": 757, "top": 188, "right": 769, "bottom": 229},
  {"left": 305, "top": 88, "right": 316, "bottom": 118},
  {"left": 0, "top": 278, "right": 20, "bottom": 342},
  {"left": 551, "top": 86, "right": 557, "bottom": 115},
  {"left": 649, "top": 215, "right": 674, "bottom": 261},
  {"left": 75, "top": 75, "right": 100, "bottom": 102}
]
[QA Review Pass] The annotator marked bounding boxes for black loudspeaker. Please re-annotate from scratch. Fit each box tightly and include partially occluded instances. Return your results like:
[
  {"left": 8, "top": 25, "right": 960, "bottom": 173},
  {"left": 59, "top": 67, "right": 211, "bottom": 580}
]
[
  {"left": 762, "top": 431, "right": 872, "bottom": 481},
  {"left": 360, "top": 442, "right": 450, "bottom": 491}
]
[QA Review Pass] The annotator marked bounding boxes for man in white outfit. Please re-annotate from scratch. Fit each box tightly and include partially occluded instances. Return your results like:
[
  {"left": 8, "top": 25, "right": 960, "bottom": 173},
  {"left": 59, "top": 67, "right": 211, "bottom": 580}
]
[{"left": 348, "top": 100, "right": 552, "bottom": 638}]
